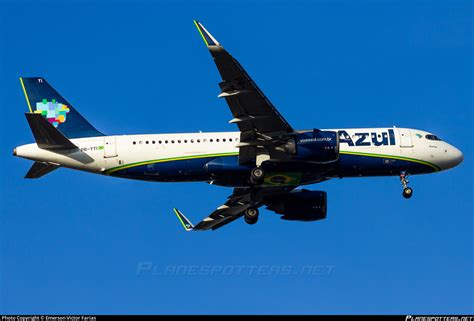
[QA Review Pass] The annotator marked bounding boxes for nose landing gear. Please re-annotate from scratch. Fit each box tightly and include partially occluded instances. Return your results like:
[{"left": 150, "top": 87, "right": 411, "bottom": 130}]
[
  {"left": 400, "top": 171, "right": 413, "bottom": 199},
  {"left": 402, "top": 187, "right": 413, "bottom": 199}
]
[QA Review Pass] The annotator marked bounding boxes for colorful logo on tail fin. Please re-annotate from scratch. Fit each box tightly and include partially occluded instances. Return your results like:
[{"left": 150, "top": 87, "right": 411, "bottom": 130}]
[{"left": 35, "top": 99, "right": 70, "bottom": 127}]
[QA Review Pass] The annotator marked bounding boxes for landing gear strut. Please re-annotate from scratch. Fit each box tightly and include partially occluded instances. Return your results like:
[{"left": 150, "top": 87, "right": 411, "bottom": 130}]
[
  {"left": 244, "top": 207, "right": 259, "bottom": 225},
  {"left": 400, "top": 171, "right": 413, "bottom": 199},
  {"left": 250, "top": 167, "right": 265, "bottom": 185}
]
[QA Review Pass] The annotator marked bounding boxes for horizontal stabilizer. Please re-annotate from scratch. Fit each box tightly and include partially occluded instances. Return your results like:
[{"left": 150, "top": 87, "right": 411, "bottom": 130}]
[
  {"left": 25, "top": 162, "right": 60, "bottom": 179},
  {"left": 25, "top": 113, "right": 77, "bottom": 150}
]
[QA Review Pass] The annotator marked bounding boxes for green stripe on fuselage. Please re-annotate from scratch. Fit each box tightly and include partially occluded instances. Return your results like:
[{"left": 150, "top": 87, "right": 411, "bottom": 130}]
[
  {"left": 104, "top": 152, "right": 239, "bottom": 175},
  {"left": 104, "top": 150, "right": 440, "bottom": 176}
]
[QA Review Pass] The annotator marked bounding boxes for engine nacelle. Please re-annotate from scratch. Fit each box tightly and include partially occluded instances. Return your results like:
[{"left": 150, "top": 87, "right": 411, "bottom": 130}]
[
  {"left": 265, "top": 189, "right": 327, "bottom": 221},
  {"left": 294, "top": 130, "right": 339, "bottom": 163}
]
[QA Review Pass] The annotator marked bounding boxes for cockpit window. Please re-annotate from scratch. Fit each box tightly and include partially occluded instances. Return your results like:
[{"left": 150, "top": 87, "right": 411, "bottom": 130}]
[{"left": 425, "top": 134, "right": 442, "bottom": 141}]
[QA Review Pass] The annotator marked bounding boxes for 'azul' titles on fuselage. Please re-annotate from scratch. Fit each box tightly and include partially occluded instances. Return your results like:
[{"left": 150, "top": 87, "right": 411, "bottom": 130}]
[{"left": 339, "top": 129, "right": 396, "bottom": 147}]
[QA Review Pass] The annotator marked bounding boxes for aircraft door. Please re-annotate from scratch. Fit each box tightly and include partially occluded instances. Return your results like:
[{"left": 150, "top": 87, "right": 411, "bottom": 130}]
[
  {"left": 398, "top": 128, "right": 413, "bottom": 148},
  {"left": 104, "top": 136, "right": 118, "bottom": 158}
]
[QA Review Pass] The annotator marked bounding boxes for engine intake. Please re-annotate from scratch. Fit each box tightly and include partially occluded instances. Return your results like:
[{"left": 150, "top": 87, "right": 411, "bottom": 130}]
[{"left": 265, "top": 189, "right": 327, "bottom": 221}]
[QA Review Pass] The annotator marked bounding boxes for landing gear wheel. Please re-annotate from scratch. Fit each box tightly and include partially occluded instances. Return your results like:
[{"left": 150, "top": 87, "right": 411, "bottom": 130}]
[
  {"left": 244, "top": 208, "right": 259, "bottom": 225},
  {"left": 402, "top": 187, "right": 413, "bottom": 199},
  {"left": 250, "top": 167, "right": 265, "bottom": 185},
  {"left": 399, "top": 171, "right": 413, "bottom": 199}
]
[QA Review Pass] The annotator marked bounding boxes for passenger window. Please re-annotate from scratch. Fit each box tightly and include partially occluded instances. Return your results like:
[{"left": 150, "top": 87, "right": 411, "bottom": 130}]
[
  {"left": 210, "top": 139, "right": 213, "bottom": 142},
  {"left": 159, "top": 141, "right": 162, "bottom": 144},
  {"left": 223, "top": 138, "right": 226, "bottom": 142},
  {"left": 197, "top": 139, "right": 200, "bottom": 143},
  {"left": 152, "top": 141, "right": 155, "bottom": 144},
  {"left": 146, "top": 141, "right": 149, "bottom": 144},
  {"left": 171, "top": 140, "right": 175, "bottom": 144},
  {"left": 178, "top": 140, "right": 181, "bottom": 143},
  {"left": 165, "top": 140, "right": 168, "bottom": 144},
  {"left": 133, "top": 141, "right": 136, "bottom": 145},
  {"left": 216, "top": 139, "right": 220, "bottom": 142},
  {"left": 184, "top": 140, "right": 187, "bottom": 143},
  {"left": 191, "top": 139, "right": 194, "bottom": 143},
  {"left": 229, "top": 138, "right": 232, "bottom": 142}
]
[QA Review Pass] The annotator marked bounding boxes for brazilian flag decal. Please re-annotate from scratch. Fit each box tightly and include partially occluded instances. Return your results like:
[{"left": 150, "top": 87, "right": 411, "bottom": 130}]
[{"left": 264, "top": 172, "right": 302, "bottom": 186}]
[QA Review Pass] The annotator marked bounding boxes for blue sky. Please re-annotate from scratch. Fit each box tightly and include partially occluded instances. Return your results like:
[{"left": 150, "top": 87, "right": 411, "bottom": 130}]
[{"left": 0, "top": 0, "right": 472, "bottom": 314}]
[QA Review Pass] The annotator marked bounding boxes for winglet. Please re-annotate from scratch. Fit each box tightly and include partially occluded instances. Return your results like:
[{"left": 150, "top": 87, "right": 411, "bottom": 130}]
[
  {"left": 193, "top": 20, "right": 220, "bottom": 47},
  {"left": 173, "top": 208, "right": 195, "bottom": 232}
]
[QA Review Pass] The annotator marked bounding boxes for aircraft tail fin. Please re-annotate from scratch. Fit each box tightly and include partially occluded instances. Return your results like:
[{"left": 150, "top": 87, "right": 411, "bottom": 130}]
[
  {"left": 25, "top": 162, "right": 60, "bottom": 179},
  {"left": 25, "top": 113, "right": 78, "bottom": 150},
  {"left": 19, "top": 77, "right": 104, "bottom": 139},
  {"left": 172, "top": 208, "right": 195, "bottom": 232}
]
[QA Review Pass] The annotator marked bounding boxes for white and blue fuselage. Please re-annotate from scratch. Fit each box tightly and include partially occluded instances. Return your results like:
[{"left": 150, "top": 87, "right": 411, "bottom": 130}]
[{"left": 14, "top": 127, "right": 463, "bottom": 187}]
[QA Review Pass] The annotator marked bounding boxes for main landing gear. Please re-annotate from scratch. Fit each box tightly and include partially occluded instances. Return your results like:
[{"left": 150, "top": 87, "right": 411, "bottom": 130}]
[
  {"left": 244, "top": 207, "right": 259, "bottom": 225},
  {"left": 250, "top": 167, "right": 265, "bottom": 185},
  {"left": 246, "top": 166, "right": 263, "bottom": 223},
  {"left": 400, "top": 171, "right": 413, "bottom": 199}
]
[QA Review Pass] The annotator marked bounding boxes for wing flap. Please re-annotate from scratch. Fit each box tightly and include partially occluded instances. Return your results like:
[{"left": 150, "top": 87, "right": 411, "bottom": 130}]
[
  {"left": 172, "top": 186, "right": 298, "bottom": 232},
  {"left": 194, "top": 203, "right": 251, "bottom": 231},
  {"left": 172, "top": 187, "right": 255, "bottom": 231}
]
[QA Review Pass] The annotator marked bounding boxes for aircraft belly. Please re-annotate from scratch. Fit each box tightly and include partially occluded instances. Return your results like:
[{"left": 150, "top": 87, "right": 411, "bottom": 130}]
[
  {"left": 336, "top": 150, "right": 437, "bottom": 176},
  {"left": 105, "top": 143, "right": 438, "bottom": 185},
  {"left": 110, "top": 158, "right": 210, "bottom": 182}
]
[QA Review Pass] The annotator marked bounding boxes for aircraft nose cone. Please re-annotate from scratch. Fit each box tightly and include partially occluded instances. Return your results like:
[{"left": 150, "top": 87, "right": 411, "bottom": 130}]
[
  {"left": 451, "top": 146, "right": 463, "bottom": 167},
  {"left": 13, "top": 148, "right": 17, "bottom": 156},
  {"left": 437, "top": 144, "right": 463, "bottom": 170}
]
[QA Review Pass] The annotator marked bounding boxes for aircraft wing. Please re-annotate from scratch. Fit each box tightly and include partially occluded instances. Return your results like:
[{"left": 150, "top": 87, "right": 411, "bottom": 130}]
[
  {"left": 194, "top": 20, "right": 295, "bottom": 165},
  {"left": 173, "top": 186, "right": 295, "bottom": 231}
]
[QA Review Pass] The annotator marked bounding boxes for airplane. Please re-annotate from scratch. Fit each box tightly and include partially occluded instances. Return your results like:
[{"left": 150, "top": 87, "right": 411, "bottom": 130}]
[{"left": 13, "top": 20, "right": 463, "bottom": 231}]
